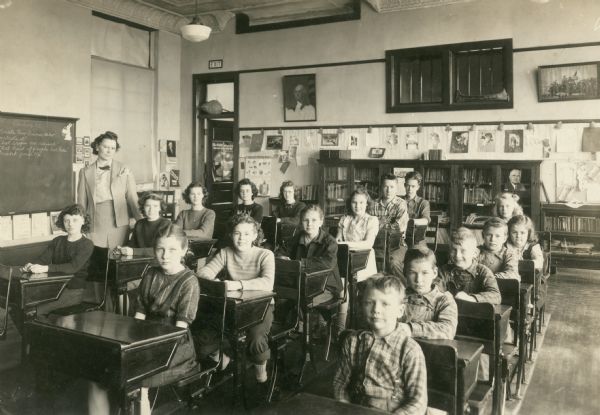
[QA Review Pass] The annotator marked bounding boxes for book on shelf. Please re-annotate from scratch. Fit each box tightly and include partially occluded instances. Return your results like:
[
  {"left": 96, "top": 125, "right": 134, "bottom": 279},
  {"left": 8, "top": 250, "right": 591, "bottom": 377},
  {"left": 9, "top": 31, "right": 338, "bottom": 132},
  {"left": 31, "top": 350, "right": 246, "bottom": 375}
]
[
  {"left": 544, "top": 215, "right": 600, "bottom": 233},
  {"left": 424, "top": 168, "right": 449, "bottom": 182}
]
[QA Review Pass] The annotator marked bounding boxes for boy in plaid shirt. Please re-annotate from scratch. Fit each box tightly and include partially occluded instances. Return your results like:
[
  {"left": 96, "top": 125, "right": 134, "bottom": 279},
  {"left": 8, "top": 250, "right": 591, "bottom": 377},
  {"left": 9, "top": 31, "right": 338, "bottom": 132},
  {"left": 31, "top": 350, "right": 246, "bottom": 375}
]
[
  {"left": 401, "top": 247, "right": 457, "bottom": 340},
  {"left": 334, "top": 275, "right": 427, "bottom": 414}
]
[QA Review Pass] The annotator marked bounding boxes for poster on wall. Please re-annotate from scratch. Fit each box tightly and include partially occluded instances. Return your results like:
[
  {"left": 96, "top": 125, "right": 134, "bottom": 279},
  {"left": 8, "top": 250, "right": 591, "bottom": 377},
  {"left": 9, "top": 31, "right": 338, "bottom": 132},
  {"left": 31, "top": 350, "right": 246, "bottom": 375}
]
[
  {"left": 245, "top": 157, "right": 272, "bottom": 195},
  {"left": 478, "top": 130, "right": 496, "bottom": 152},
  {"left": 450, "top": 131, "right": 469, "bottom": 153},
  {"left": 212, "top": 141, "right": 234, "bottom": 182},
  {"left": 504, "top": 130, "right": 524, "bottom": 153}
]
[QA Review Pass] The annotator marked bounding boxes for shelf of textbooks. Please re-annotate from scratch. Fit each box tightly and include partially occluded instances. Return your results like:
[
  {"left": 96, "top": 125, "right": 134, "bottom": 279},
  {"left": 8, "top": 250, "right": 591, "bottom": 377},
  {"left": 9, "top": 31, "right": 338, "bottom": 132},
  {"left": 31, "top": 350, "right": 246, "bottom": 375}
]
[
  {"left": 542, "top": 203, "right": 600, "bottom": 269},
  {"left": 319, "top": 159, "right": 541, "bottom": 232}
]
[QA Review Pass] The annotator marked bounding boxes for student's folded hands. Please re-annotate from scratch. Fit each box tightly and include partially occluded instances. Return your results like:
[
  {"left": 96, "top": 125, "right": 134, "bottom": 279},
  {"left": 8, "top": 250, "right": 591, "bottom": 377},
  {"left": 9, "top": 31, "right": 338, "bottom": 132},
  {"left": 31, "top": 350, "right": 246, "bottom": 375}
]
[{"left": 455, "top": 291, "right": 477, "bottom": 302}]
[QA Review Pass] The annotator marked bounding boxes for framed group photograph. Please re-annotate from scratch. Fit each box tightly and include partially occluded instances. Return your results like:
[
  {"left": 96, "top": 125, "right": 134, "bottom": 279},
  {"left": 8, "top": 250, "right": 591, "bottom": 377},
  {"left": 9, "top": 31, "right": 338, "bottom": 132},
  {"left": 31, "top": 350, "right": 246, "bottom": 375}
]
[
  {"left": 321, "top": 133, "right": 339, "bottom": 146},
  {"left": 266, "top": 135, "right": 283, "bottom": 150},
  {"left": 537, "top": 61, "right": 600, "bottom": 102},
  {"left": 283, "top": 74, "right": 316, "bottom": 122}
]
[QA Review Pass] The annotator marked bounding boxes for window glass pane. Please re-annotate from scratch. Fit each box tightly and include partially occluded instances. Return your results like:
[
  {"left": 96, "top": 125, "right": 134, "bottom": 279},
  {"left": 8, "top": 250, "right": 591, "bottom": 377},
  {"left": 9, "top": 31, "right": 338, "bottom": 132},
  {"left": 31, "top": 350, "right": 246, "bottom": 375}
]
[{"left": 92, "top": 16, "right": 151, "bottom": 68}]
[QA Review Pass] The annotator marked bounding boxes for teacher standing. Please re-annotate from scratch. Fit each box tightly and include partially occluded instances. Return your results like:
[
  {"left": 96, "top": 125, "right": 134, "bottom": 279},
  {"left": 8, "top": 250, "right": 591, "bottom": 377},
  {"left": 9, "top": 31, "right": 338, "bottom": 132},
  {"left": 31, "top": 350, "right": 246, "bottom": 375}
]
[{"left": 78, "top": 131, "right": 141, "bottom": 250}]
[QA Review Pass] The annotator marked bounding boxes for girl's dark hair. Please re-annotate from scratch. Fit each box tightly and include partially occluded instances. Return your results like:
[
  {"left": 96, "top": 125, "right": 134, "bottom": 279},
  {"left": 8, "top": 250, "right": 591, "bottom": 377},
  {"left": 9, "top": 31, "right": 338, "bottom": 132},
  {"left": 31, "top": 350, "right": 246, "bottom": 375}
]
[
  {"left": 91, "top": 131, "right": 120, "bottom": 155},
  {"left": 56, "top": 204, "right": 91, "bottom": 233},
  {"left": 154, "top": 223, "right": 188, "bottom": 250},
  {"left": 182, "top": 181, "right": 209, "bottom": 205},
  {"left": 138, "top": 192, "right": 167, "bottom": 216},
  {"left": 300, "top": 204, "right": 324, "bottom": 221},
  {"left": 279, "top": 180, "right": 296, "bottom": 200},
  {"left": 228, "top": 213, "right": 262, "bottom": 246},
  {"left": 346, "top": 186, "right": 371, "bottom": 215},
  {"left": 507, "top": 214, "right": 538, "bottom": 244},
  {"left": 236, "top": 178, "right": 258, "bottom": 200}
]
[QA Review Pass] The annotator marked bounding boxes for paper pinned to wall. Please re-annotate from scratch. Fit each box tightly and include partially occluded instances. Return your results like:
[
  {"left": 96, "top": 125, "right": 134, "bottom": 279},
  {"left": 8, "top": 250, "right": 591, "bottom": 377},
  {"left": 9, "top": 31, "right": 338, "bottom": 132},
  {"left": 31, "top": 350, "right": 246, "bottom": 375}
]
[
  {"left": 0, "top": 216, "right": 12, "bottom": 241},
  {"left": 556, "top": 128, "right": 581, "bottom": 153},
  {"left": 245, "top": 157, "right": 272, "bottom": 195},
  {"left": 31, "top": 213, "right": 50, "bottom": 237}
]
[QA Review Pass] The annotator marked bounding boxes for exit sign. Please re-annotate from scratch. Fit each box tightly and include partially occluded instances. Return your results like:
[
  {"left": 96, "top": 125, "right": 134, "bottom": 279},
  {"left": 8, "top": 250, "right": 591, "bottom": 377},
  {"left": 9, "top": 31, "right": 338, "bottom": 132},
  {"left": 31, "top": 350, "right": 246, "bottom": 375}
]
[{"left": 208, "top": 59, "right": 223, "bottom": 69}]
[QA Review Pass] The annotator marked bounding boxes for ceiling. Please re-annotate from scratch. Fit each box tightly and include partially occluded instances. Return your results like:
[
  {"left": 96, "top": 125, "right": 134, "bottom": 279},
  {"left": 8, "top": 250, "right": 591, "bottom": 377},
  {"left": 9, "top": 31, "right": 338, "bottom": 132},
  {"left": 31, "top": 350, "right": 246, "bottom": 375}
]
[{"left": 65, "top": 0, "right": 476, "bottom": 34}]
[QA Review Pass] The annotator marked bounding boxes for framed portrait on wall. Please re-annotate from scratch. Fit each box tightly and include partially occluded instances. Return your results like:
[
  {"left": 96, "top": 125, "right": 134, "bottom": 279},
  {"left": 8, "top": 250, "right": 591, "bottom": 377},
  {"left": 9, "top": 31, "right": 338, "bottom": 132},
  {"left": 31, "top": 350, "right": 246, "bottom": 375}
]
[{"left": 283, "top": 74, "right": 316, "bottom": 122}]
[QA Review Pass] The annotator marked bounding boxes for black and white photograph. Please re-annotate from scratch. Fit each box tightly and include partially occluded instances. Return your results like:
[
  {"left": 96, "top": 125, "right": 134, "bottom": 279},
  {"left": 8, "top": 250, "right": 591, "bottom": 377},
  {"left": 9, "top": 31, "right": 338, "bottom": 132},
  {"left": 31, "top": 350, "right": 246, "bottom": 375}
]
[
  {"left": 3, "top": 1, "right": 600, "bottom": 414},
  {"left": 283, "top": 74, "right": 316, "bottom": 122}
]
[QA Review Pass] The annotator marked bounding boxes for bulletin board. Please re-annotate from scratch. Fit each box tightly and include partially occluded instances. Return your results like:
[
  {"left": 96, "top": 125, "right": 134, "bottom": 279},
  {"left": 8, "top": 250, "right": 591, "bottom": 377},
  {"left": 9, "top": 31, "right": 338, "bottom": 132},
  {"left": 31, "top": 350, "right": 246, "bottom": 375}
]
[{"left": 0, "top": 112, "right": 76, "bottom": 214}]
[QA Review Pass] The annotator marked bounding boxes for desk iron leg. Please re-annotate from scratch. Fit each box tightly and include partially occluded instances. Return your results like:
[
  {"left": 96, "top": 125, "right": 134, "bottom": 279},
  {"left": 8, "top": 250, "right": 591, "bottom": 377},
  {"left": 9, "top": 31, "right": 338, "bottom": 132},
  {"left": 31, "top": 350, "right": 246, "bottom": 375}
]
[
  {"left": 298, "top": 308, "right": 317, "bottom": 387},
  {"left": 233, "top": 333, "right": 249, "bottom": 409},
  {"left": 349, "top": 277, "right": 358, "bottom": 329}
]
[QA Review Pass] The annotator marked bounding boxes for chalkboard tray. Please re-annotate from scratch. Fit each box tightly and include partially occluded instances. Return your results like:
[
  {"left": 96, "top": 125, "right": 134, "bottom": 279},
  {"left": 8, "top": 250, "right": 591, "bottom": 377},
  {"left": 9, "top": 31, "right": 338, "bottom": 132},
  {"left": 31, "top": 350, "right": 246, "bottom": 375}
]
[{"left": 0, "top": 112, "right": 77, "bottom": 215}]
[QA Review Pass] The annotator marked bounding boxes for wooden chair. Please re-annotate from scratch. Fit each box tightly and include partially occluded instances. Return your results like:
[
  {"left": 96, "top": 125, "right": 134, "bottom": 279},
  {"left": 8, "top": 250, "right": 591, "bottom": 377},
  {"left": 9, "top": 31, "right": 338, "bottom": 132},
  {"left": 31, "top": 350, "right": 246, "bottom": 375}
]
[
  {"left": 455, "top": 300, "right": 504, "bottom": 415},
  {"left": 0, "top": 264, "right": 13, "bottom": 339},
  {"left": 426, "top": 215, "right": 440, "bottom": 251},
  {"left": 261, "top": 215, "right": 278, "bottom": 251},
  {"left": 267, "top": 259, "right": 302, "bottom": 402},
  {"left": 171, "top": 279, "right": 228, "bottom": 407},
  {"left": 185, "top": 238, "right": 217, "bottom": 270},
  {"left": 406, "top": 218, "right": 427, "bottom": 248}
]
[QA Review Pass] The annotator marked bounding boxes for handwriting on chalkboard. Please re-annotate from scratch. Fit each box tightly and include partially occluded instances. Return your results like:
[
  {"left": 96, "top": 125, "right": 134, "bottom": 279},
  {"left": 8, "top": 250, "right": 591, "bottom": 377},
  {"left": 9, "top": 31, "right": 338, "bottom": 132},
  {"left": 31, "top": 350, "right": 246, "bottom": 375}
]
[{"left": 0, "top": 134, "right": 69, "bottom": 159}]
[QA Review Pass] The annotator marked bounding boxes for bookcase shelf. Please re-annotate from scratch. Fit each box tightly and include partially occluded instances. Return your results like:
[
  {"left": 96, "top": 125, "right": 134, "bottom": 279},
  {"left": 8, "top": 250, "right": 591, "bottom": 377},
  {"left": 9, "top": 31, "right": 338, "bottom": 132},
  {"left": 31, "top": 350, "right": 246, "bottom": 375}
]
[
  {"left": 542, "top": 203, "right": 600, "bottom": 269},
  {"left": 319, "top": 159, "right": 541, "bottom": 230}
]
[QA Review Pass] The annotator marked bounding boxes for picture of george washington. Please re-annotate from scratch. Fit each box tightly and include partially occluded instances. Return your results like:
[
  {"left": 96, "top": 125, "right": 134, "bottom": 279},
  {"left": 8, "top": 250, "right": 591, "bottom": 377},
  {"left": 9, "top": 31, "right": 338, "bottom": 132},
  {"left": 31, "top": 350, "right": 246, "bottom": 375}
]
[{"left": 283, "top": 74, "right": 316, "bottom": 122}]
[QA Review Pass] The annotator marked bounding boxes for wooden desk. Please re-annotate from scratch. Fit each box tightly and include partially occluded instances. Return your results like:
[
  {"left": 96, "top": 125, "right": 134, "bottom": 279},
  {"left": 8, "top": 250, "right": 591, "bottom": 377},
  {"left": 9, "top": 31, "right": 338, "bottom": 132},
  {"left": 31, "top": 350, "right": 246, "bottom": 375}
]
[
  {"left": 0, "top": 267, "right": 73, "bottom": 360},
  {"left": 27, "top": 311, "right": 186, "bottom": 413},
  {"left": 298, "top": 267, "right": 331, "bottom": 385},
  {"left": 251, "top": 392, "right": 385, "bottom": 414},
  {"left": 107, "top": 249, "right": 156, "bottom": 314},
  {"left": 223, "top": 290, "right": 275, "bottom": 408},
  {"left": 416, "top": 338, "right": 483, "bottom": 415},
  {"left": 517, "top": 283, "right": 533, "bottom": 395}
]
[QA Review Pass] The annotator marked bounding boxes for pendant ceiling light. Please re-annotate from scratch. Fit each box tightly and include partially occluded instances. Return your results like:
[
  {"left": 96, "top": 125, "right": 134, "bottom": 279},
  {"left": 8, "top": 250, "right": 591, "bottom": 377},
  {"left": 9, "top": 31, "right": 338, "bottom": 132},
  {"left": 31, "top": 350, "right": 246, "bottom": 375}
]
[{"left": 181, "top": 0, "right": 211, "bottom": 42}]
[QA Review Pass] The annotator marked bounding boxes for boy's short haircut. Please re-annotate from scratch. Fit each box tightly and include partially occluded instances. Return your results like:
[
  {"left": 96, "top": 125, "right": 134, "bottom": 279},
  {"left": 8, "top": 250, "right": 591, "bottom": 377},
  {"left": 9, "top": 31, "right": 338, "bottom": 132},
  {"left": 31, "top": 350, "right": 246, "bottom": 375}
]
[
  {"left": 300, "top": 204, "right": 324, "bottom": 221},
  {"left": 451, "top": 227, "right": 477, "bottom": 246},
  {"left": 483, "top": 217, "right": 508, "bottom": 234},
  {"left": 405, "top": 171, "right": 423, "bottom": 185},
  {"left": 507, "top": 214, "right": 538, "bottom": 244},
  {"left": 56, "top": 204, "right": 91, "bottom": 233},
  {"left": 362, "top": 274, "right": 406, "bottom": 303},
  {"left": 154, "top": 223, "right": 188, "bottom": 250},
  {"left": 137, "top": 192, "right": 167, "bottom": 215},
  {"left": 380, "top": 173, "right": 397, "bottom": 185},
  {"left": 403, "top": 246, "right": 437, "bottom": 275}
]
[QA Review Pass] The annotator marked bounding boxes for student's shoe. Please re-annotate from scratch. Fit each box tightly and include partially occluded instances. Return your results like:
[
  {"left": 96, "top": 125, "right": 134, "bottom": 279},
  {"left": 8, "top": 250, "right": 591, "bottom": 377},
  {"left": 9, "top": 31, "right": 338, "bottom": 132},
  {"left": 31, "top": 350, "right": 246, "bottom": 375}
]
[
  {"left": 209, "top": 351, "right": 231, "bottom": 371},
  {"left": 255, "top": 362, "right": 268, "bottom": 383}
]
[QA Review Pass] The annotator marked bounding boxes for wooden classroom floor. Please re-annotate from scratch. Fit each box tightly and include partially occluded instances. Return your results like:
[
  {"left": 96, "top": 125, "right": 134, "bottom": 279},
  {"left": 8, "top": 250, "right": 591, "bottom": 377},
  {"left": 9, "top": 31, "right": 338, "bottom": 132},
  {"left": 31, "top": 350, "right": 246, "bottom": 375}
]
[{"left": 519, "top": 268, "right": 600, "bottom": 415}]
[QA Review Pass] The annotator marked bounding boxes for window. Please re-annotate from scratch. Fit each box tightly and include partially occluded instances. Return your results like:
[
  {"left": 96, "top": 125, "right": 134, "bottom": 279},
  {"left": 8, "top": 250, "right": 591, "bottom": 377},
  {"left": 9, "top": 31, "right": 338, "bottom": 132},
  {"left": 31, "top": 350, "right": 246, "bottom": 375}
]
[{"left": 386, "top": 39, "right": 513, "bottom": 112}]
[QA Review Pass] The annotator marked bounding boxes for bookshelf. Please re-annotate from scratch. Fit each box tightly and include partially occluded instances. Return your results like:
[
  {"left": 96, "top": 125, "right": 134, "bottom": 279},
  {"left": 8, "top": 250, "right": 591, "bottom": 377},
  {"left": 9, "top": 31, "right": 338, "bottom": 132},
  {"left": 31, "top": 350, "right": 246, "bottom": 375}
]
[
  {"left": 542, "top": 203, "right": 600, "bottom": 269},
  {"left": 319, "top": 159, "right": 541, "bottom": 231}
]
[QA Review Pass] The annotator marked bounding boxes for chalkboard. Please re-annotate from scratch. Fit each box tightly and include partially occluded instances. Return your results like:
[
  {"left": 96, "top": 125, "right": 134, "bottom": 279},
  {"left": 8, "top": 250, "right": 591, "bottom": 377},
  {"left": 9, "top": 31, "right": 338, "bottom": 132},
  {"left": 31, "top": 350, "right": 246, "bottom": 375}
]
[{"left": 0, "top": 112, "right": 76, "bottom": 215}]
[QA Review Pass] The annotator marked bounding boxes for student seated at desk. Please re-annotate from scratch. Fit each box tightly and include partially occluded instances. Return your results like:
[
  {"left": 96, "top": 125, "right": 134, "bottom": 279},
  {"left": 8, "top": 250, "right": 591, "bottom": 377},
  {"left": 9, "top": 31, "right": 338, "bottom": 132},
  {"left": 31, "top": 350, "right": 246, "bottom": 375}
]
[
  {"left": 89, "top": 224, "right": 199, "bottom": 415},
  {"left": 276, "top": 204, "right": 346, "bottom": 334},
  {"left": 196, "top": 214, "right": 274, "bottom": 384},
  {"left": 478, "top": 218, "right": 520, "bottom": 280},
  {"left": 337, "top": 187, "right": 379, "bottom": 280},
  {"left": 334, "top": 275, "right": 428, "bottom": 414},
  {"left": 401, "top": 247, "right": 457, "bottom": 340},
  {"left": 437, "top": 227, "right": 501, "bottom": 305},
  {"left": 23, "top": 204, "right": 94, "bottom": 316},
  {"left": 235, "top": 178, "right": 263, "bottom": 224},
  {"left": 175, "top": 181, "right": 216, "bottom": 239},
  {"left": 118, "top": 192, "right": 171, "bottom": 252},
  {"left": 493, "top": 192, "right": 523, "bottom": 223},
  {"left": 506, "top": 215, "right": 543, "bottom": 270},
  {"left": 273, "top": 180, "right": 306, "bottom": 226}
]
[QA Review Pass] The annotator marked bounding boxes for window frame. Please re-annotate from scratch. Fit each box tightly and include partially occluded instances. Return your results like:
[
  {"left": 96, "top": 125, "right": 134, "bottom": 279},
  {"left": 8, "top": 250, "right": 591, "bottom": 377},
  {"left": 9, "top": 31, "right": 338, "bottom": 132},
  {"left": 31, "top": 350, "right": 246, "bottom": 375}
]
[{"left": 386, "top": 38, "right": 513, "bottom": 113}]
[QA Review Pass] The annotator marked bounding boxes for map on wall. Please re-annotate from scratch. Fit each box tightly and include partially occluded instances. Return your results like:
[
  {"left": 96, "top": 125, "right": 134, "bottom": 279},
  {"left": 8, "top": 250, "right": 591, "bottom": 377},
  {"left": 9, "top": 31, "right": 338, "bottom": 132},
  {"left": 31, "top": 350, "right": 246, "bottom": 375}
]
[{"left": 556, "top": 161, "right": 600, "bottom": 202}]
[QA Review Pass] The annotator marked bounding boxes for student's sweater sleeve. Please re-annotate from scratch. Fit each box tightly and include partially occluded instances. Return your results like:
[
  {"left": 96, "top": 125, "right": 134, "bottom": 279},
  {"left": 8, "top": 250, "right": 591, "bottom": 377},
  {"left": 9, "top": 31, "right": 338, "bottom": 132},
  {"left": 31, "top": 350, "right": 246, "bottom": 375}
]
[
  {"left": 184, "top": 210, "right": 216, "bottom": 239},
  {"left": 240, "top": 249, "right": 275, "bottom": 291},
  {"left": 127, "top": 222, "right": 140, "bottom": 248},
  {"left": 135, "top": 269, "right": 154, "bottom": 315},
  {"left": 395, "top": 339, "right": 428, "bottom": 415},
  {"left": 197, "top": 249, "right": 226, "bottom": 280},
  {"left": 35, "top": 238, "right": 56, "bottom": 265},
  {"left": 495, "top": 248, "right": 520, "bottom": 280},
  {"left": 409, "top": 292, "right": 458, "bottom": 340},
  {"left": 176, "top": 275, "right": 200, "bottom": 324},
  {"left": 333, "top": 334, "right": 354, "bottom": 402},
  {"left": 473, "top": 266, "right": 502, "bottom": 304},
  {"left": 174, "top": 211, "right": 185, "bottom": 228},
  {"left": 47, "top": 239, "right": 94, "bottom": 275},
  {"left": 419, "top": 199, "right": 431, "bottom": 225},
  {"left": 252, "top": 204, "right": 264, "bottom": 223}
]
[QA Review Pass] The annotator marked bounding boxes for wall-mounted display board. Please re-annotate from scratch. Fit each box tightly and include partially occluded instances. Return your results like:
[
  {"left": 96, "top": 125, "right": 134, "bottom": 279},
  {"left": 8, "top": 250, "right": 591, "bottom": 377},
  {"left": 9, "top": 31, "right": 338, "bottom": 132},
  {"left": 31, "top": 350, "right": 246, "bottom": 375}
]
[{"left": 0, "top": 112, "right": 76, "bottom": 214}]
